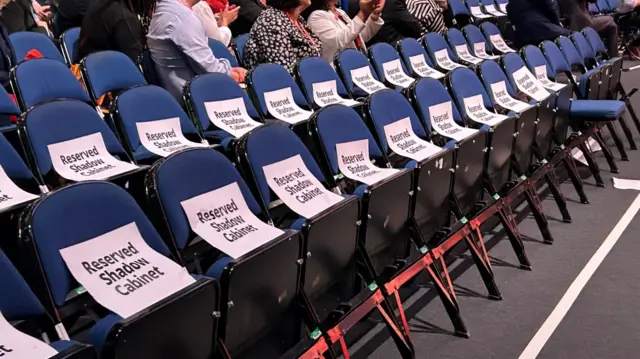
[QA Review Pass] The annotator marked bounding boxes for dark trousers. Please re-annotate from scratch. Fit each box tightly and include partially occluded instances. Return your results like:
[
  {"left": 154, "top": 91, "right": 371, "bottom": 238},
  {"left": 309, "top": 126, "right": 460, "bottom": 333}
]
[{"left": 592, "top": 15, "right": 619, "bottom": 57}]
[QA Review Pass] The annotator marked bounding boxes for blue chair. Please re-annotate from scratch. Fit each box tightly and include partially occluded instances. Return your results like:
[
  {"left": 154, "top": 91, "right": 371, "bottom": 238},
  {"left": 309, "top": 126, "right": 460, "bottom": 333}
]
[
  {"left": 423, "top": 32, "right": 465, "bottom": 72},
  {"left": 556, "top": 36, "right": 595, "bottom": 96},
  {"left": 480, "top": 0, "right": 506, "bottom": 15},
  {"left": 446, "top": 28, "right": 482, "bottom": 65},
  {"left": 368, "top": 43, "right": 415, "bottom": 89},
  {"left": 0, "top": 249, "right": 98, "bottom": 359},
  {"left": 9, "top": 32, "right": 65, "bottom": 65},
  {"left": 588, "top": 2, "right": 601, "bottom": 14},
  {"left": 208, "top": 38, "right": 239, "bottom": 67},
  {"left": 10, "top": 58, "right": 91, "bottom": 111},
  {"left": 60, "top": 27, "right": 81, "bottom": 65},
  {"left": 0, "top": 130, "right": 40, "bottom": 207},
  {"left": 81, "top": 51, "right": 147, "bottom": 106},
  {"left": 480, "top": 21, "right": 513, "bottom": 54},
  {"left": 396, "top": 38, "right": 444, "bottom": 79},
  {"left": 112, "top": 85, "right": 204, "bottom": 163},
  {"left": 447, "top": 0, "right": 472, "bottom": 26},
  {"left": 232, "top": 34, "right": 249, "bottom": 68},
  {"left": 334, "top": 48, "right": 386, "bottom": 98},
  {"left": 295, "top": 56, "right": 356, "bottom": 108},
  {"left": 19, "top": 100, "right": 141, "bottom": 188},
  {"left": 466, "top": 0, "right": 493, "bottom": 20},
  {"left": 184, "top": 73, "right": 263, "bottom": 144},
  {"left": 597, "top": 0, "right": 613, "bottom": 13},
  {"left": 18, "top": 181, "right": 219, "bottom": 358},
  {"left": 463, "top": 24, "right": 498, "bottom": 59}
]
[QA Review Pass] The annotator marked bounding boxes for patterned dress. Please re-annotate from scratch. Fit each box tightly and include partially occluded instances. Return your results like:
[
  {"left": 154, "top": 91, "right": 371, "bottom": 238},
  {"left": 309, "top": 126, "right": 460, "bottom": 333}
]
[{"left": 244, "top": 7, "right": 323, "bottom": 72}]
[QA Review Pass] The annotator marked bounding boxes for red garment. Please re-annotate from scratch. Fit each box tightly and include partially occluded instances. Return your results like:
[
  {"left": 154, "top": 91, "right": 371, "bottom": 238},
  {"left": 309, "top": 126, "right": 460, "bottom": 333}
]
[
  {"left": 205, "top": 0, "right": 228, "bottom": 14},
  {"left": 25, "top": 49, "right": 44, "bottom": 60}
]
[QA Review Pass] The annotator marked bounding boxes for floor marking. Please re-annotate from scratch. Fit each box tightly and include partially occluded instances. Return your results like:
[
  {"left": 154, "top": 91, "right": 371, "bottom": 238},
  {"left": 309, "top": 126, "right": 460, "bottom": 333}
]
[{"left": 518, "top": 193, "right": 640, "bottom": 359}]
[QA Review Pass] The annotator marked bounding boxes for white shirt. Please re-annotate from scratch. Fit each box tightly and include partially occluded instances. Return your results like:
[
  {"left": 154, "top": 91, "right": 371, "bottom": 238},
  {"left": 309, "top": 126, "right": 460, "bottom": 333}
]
[
  {"left": 307, "top": 9, "right": 384, "bottom": 63},
  {"left": 192, "top": 1, "right": 233, "bottom": 46}
]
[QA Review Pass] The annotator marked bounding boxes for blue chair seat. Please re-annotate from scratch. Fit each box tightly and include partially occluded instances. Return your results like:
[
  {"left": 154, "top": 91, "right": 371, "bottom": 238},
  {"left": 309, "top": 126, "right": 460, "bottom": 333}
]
[
  {"left": 49, "top": 340, "right": 80, "bottom": 352},
  {"left": 570, "top": 100, "right": 625, "bottom": 120}
]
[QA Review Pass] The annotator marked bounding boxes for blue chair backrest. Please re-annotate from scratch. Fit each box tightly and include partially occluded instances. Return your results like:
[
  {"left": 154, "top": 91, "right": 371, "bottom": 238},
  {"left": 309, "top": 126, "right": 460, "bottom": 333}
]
[
  {"left": 0, "top": 131, "right": 36, "bottom": 183},
  {"left": 606, "top": 0, "right": 617, "bottom": 11},
  {"left": 571, "top": 31, "right": 596, "bottom": 64},
  {"left": 335, "top": 48, "right": 381, "bottom": 97},
  {"left": 424, "top": 32, "right": 459, "bottom": 63},
  {"left": 446, "top": 28, "right": 472, "bottom": 53},
  {"left": 449, "top": 0, "right": 470, "bottom": 16},
  {"left": 501, "top": 52, "right": 531, "bottom": 90},
  {"left": 367, "top": 89, "right": 429, "bottom": 153},
  {"left": 233, "top": 34, "right": 249, "bottom": 67},
  {"left": 60, "top": 27, "right": 81, "bottom": 65},
  {"left": 248, "top": 64, "right": 309, "bottom": 117},
  {"left": 397, "top": 38, "right": 437, "bottom": 71},
  {"left": 463, "top": 24, "right": 490, "bottom": 55},
  {"left": 597, "top": 0, "right": 611, "bottom": 12},
  {"left": 0, "top": 85, "right": 20, "bottom": 127},
  {"left": 542, "top": 41, "right": 572, "bottom": 75},
  {"left": 83, "top": 51, "right": 147, "bottom": 102},
  {"left": 154, "top": 148, "right": 263, "bottom": 251},
  {"left": 139, "top": 50, "right": 162, "bottom": 87},
  {"left": 413, "top": 77, "right": 465, "bottom": 129},
  {"left": 588, "top": 2, "right": 600, "bottom": 14},
  {"left": 314, "top": 105, "right": 384, "bottom": 175},
  {"left": 478, "top": 59, "right": 518, "bottom": 98},
  {"left": 29, "top": 181, "right": 172, "bottom": 307},
  {"left": 208, "top": 38, "right": 239, "bottom": 68},
  {"left": 466, "top": 0, "right": 483, "bottom": 12},
  {"left": 522, "top": 45, "right": 555, "bottom": 79},
  {"left": 0, "top": 249, "right": 46, "bottom": 320},
  {"left": 243, "top": 125, "right": 326, "bottom": 208},
  {"left": 115, "top": 85, "right": 201, "bottom": 162},
  {"left": 188, "top": 72, "right": 261, "bottom": 133},
  {"left": 556, "top": 36, "right": 584, "bottom": 68},
  {"left": 583, "top": 27, "right": 608, "bottom": 56},
  {"left": 296, "top": 56, "right": 350, "bottom": 102},
  {"left": 22, "top": 100, "right": 128, "bottom": 176},
  {"left": 479, "top": 22, "right": 501, "bottom": 53},
  {"left": 369, "top": 43, "right": 411, "bottom": 84},
  {"left": 12, "top": 58, "right": 91, "bottom": 110},
  {"left": 448, "top": 67, "right": 496, "bottom": 115},
  {"left": 9, "top": 32, "right": 65, "bottom": 65}
]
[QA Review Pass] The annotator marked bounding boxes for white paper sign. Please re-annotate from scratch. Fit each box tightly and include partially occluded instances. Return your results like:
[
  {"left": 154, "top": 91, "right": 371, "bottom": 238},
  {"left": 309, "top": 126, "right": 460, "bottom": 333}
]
[
  {"left": 499, "top": 3, "right": 507, "bottom": 12},
  {"left": 136, "top": 117, "right": 207, "bottom": 158},
  {"left": 533, "top": 65, "right": 567, "bottom": 91},
  {"left": 470, "top": 6, "right": 491, "bottom": 18},
  {"left": 382, "top": 59, "right": 415, "bottom": 88},
  {"left": 350, "top": 66, "right": 386, "bottom": 94},
  {"left": 383, "top": 117, "right": 443, "bottom": 161},
  {"left": 490, "top": 81, "right": 533, "bottom": 113},
  {"left": 429, "top": 102, "right": 478, "bottom": 141},
  {"left": 612, "top": 177, "right": 640, "bottom": 191},
  {"left": 336, "top": 139, "right": 399, "bottom": 185},
  {"left": 463, "top": 94, "right": 509, "bottom": 126},
  {"left": 0, "top": 312, "right": 58, "bottom": 358},
  {"left": 434, "top": 49, "right": 464, "bottom": 71},
  {"left": 312, "top": 80, "right": 360, "bottom": 108},
  {"left": 205, "top": 98, "right": 263, "bottom": 137},
  {"left": 263, "top": 155, "right": 344, "bottom": 219},
  {"left": 489, "top": 34, "right": 515, "bottom": 53},
  {"left": 571, "top": 137, "right": 601, "bottom": 166},
  {"left": 264, "top": 88, "right": 313, "bottom": 124},
  {"left": 473, "top": 42, "right": 499, "bottom": 60},
  {"left": 409, "top": 54, "right": 445, "bottom": 79},
  {"left": 181, "top": 182, "right": 284, "bottom": 258},
  {"left": 59, "top": 222, "right": 196, "bottom": 319},
  {"left": 48, "top": 133, "right": 139, "bottom": 182},
  {"left": 484, "top": 4, "right": 505, "bottom": 16},
  {"left": 455, "top": 45, "right": 483, "bottom": 65},
  {"left": 512, "top": 66, "right": 551, "bottom": 101},
  {"left": 0, "top": 166, "right": 38, "bottom": 211}
]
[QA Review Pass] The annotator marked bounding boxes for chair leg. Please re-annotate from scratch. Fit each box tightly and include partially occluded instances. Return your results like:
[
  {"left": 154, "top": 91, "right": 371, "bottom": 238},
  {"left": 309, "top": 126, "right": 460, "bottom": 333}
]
[
  {"left": 619, "top": 84, "right": 640, "bottom": 133},
  {"left": 426, "top": 256, "right": 469, "bottom": 338},
  {"left": 593, "top": 130, "right": 619, "bottom": 173},
  {"left": 523, "top": 184, "right": 555, "bottom": 245},
  {"left": 578, "top": 141, "right": 605, "bottom": 187},
  {"left": 544, "top": 169, "right": 572, "bottom": 223},
  {"left": 561, "top": 153, "right": 589, "bottom": 204},
  {"left": 464, "top": 228, "right": 502, "bottom": 300},
  {"left": 617, "top": 114, "right": 637, "bottom": 150},
  {"left": 496, "top": 204, "right": 532, "bottom": 269},
  {"left": 605, "top": 121, "right": 629, "bottom": 161}
]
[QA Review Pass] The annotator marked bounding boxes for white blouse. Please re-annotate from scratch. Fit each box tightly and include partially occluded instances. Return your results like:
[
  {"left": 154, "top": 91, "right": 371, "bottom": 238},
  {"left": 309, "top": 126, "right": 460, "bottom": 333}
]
[{"left": 192, "top": 1, "right": 233, "bottom": 46}]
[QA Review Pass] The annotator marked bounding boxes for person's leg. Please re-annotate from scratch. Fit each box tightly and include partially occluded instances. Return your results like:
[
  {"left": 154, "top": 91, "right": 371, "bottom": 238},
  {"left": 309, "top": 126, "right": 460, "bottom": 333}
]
[{"left": 591, "top": 16, "right": 619, "bottom": 58}]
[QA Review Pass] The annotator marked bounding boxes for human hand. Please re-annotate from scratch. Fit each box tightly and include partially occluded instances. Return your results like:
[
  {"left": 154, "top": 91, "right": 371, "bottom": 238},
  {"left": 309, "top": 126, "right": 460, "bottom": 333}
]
[
  {"left": 359, "top": 0, "right": 376, "bottom": 16},
  {"left": 372, "top": 0, "right": 384, "bottom": 16},
  {"left": 218, "top": 3, "right": 240, "bottom": 27},
  {"left": 33, "top": 2, "right": 51, "bottom": 21},
  {"left": 230, "top": 67, "right": 247, "bottom": 83}
]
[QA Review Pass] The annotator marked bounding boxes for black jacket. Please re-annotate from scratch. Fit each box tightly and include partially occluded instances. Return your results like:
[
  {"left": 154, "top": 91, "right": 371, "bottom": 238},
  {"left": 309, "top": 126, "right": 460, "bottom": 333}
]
[
  {"left": 52, "top": 0, "right": 94, "bottom": 36},
  {"left": 508, "top": 0, "right": 571, "bottom": 47},
  {"left": 365, "top": 0, "right": 423, "bottom": 46},
  {"left": 0, "top": 19, "right": 16, "bottom": 88},
  {"left": 1, "top": 0, "right": 48, "bottom": 34},
  {"left": 228, "top": 0, "right": 266, "bottom": 36}
]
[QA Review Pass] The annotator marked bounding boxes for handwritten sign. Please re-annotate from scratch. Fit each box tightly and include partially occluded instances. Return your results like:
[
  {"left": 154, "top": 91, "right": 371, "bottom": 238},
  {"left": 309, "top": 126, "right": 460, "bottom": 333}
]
[
  {"left": 428, "top": 101, "right": 478, "bottom": 141},
  {"left": 434, "top": 49, "right": 464, "bottom": 71},
  {"left": 473, "top": 42, "right": 499, "bottom": 60},
  {"left": 533, "top": 65, "right": 567, "bottom": 91},
  {"left": 312, "top": 80, "right": 360, "bottom": 107},
  {"left": 0, "top": 312, "right": 58, "bottom": 358},
  {"left": 490, "top": 81, "right": 533, "bottom": 113},
  {"left": 263, "top": 155, "right": 344, "bottom": 219},
  {"left": 409, "top": 54, "right": 445, "bottom": 79},
  {"left": 264, "top": 88, "right": 313, "bottom": 124},
  {"left": 205, "top": 98, "right": 263, "bottom": 137},
  {"left": 336, "top": 139, "right": 399, "bottom": 185},
  {"left": 382, "top": 59, "right": 415, "bottom": 88},
  {"left": 383, "top": 117, "right": 443, "bottom": 161},
  {"left": 48, "top": 133, "right": 139, "bottom": 182},
  {"left": 463, "top": 94, "right": 509, "bottom": 126},
  {"left": 181, "top": 182, "right": 284, "bottom": 258},
  {"left": 60, "top": 222, "right": 196, "bottom": 319},
  {"left": 512, "top": 66, "right": 551, "bottom": 101},
  {"left": 350, "top": 66, "right": 386, "bottom": 94},
  {"left": 455, "top": 45, "right": 483, "bottom": 65},
  {"left": 489, "top": 34, "right": 515, "bottom": 53},
  {"left": 136, "top": 117, "right": 207, "bottom": 158},
  {"left": 0, "top": 165, "right": 38, "bottom": 211}
]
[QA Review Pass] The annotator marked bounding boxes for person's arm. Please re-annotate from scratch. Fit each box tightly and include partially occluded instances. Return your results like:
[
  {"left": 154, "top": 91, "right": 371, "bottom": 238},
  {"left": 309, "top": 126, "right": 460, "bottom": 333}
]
[
  {"left": 112, "top": 18, "right": 145, "bottom": 62},
  {"left": 360, "top": 13, "right": 384, "bottom": 43},
  {"left": 169, "top": 14, "right": 232, "bottom": 75},
  {"left": 386, "top": 0, "right": 423, "bottom": 38},
  {"left": 192, "top": 2, "right": 233, "bottom": 45},
  {"left": 307, "top": 11, "right": 365, "bottom": 53}
]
